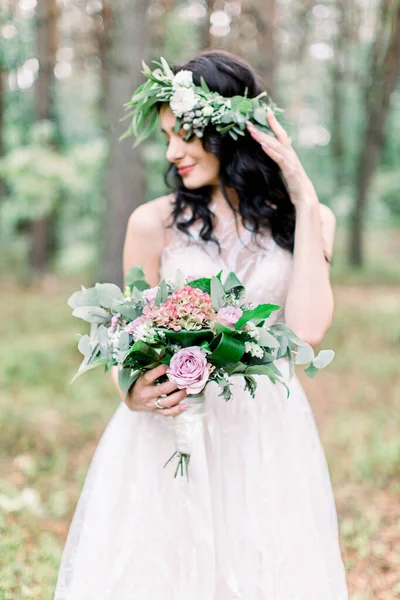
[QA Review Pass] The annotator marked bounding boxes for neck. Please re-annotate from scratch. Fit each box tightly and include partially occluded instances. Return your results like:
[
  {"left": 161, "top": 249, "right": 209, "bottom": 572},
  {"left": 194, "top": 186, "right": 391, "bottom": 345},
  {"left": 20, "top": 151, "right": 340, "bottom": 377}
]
[{"left": 211, "top": 183, "right": 239, "bottom": 211}]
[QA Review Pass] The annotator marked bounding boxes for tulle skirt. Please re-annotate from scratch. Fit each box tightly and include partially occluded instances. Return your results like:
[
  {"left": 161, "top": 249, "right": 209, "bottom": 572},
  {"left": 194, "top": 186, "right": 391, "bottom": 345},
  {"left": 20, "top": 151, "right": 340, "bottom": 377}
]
[{"left": 54, "top": 359, "right": 348, "bottom": 600}]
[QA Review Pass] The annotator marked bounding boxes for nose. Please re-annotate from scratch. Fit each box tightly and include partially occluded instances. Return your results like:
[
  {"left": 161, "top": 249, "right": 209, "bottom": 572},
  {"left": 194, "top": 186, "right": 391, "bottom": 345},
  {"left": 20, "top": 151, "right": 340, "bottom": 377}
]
[{"left": 166, "top": 135, "right": 186, "bottom": 164}]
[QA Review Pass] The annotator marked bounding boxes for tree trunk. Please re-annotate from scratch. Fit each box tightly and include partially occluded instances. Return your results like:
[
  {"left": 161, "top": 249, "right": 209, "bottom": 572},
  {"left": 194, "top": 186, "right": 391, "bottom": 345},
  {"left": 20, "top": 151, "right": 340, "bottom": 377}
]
[
  {"left": 349, "top": 0, "right": 400, "bottom": 266},
  {"left": 203, "top": 0, "right": 214, "bottom": 50},
  {"left": 100, "top": 0, "right": 150, "bottom": 286},
  {"left": 256, "top": 0, "right": 277, "bottom": 95},
  {"left": 32, "top": 0, "right": 58, "bottom": 275}
]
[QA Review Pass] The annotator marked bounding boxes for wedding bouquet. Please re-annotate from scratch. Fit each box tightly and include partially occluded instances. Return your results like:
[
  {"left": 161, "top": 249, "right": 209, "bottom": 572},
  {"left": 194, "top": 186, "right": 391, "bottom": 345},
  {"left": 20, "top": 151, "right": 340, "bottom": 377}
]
[{"left": 68, "top": 266, "right": 334, "bottom": 478}]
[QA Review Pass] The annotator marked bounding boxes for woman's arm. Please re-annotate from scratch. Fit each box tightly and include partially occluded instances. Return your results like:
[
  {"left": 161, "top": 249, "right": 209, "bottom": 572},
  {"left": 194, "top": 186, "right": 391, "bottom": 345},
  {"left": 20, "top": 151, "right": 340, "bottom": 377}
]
[
  {"left": 246, "top": 113, "right": 337, "bottom": 348},
  {"left": 284, "top": 194, "right": 336, "bottom": 347},
  {"left": 111, "top": 197, "right": 166, "bottom": 397}
]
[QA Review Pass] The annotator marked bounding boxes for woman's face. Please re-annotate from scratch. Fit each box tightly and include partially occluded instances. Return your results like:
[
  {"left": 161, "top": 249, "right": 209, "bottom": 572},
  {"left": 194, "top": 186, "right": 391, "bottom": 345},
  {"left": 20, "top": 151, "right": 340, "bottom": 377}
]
[{"left": 159, "top": 104, "right": 220, "bottom": 189}]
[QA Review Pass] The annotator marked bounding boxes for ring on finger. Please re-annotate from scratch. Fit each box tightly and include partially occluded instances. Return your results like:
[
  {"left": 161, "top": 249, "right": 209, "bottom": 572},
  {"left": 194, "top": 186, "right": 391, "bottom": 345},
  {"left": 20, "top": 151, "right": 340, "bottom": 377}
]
[{"left": 154, "top": 394, "right": 168, "bottom": 410}]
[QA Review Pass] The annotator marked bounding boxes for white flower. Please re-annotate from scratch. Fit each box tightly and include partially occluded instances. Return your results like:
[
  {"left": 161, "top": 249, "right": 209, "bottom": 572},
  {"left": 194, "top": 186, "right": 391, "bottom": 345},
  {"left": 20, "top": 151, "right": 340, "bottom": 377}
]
[
  {"left": 109, "top": 329, "right": 121, "bottom": 361},
  {"left": 172, "top": 70, "right": 193, "bottom": 88},
  {"left": 133, "top": 323, "right": 157, "bottom": 344},
  {"left": 245, "top": 341, "right": 264, "bottom": 359},
  {"left": 202, "top": 105, "right": 213, "bottom": 117},
  {"left": 245, "top": 322, "right": 260, "bottom": 340},
  {"left": 170, "top": 87, "right": 198, "bottom": 117}
]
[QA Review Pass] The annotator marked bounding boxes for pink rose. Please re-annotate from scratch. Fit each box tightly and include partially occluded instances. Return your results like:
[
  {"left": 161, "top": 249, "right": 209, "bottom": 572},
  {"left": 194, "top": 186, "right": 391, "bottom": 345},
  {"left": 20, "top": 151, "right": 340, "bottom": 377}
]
[
  {"left": 167, "top": 346, "right": 210, "bottom": 394},
  {"left": 142, "top": 286, "right": 159, "bottom": 304},
  {"left": 216, "top": 306, "right": 243, "bottom": 329}
]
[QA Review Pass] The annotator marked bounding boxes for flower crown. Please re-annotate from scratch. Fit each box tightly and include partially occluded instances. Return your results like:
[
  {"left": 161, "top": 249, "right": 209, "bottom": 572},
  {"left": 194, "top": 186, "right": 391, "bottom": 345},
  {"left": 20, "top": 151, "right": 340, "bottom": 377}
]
[{"left": 121, "top": 57, "right": 285, "bottom": 147}]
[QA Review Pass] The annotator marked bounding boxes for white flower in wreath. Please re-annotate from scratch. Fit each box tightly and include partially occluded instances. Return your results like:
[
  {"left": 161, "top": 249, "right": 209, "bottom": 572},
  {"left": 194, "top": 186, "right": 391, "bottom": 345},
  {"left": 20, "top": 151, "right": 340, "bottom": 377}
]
[
  {"left": 172, "top": 70, "right": 193, "bottom": 88},
  {"left": 170, "top": 87, "right": 198, "bottom": 117}
]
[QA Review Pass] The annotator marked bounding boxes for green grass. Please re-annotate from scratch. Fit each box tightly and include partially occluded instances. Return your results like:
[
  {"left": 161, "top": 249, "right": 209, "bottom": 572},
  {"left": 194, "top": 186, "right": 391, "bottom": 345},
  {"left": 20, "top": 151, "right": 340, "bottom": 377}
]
[{"left": 1, "top": 260, "right": 399, "bottom": 598}]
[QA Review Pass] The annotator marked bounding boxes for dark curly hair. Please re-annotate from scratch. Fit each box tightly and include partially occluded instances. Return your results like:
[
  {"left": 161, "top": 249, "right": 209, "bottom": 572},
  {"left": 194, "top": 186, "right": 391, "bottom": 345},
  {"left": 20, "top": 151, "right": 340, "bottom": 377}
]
[{"left": 158, "top": 49, "right": 296, "bottom": 253}]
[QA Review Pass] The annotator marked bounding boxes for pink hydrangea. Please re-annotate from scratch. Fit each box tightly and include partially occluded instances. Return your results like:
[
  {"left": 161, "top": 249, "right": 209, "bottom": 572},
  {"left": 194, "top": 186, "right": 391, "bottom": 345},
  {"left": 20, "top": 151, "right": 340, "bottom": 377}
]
[
  {"left": 216, "top": 306, "right": 243, "bottom": 329},
  {"left": 144, "top": 286, "right": 216, "bottom": 331},
  {"left": 167, "top": 346, "right": 210, "bottom": 394}
]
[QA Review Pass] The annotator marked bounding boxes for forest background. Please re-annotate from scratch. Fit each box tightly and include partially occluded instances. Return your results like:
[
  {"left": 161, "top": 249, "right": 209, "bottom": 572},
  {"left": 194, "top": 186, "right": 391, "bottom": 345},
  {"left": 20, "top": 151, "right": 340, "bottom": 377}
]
[{"left": 0, "top": 0, "right": 399, "bottom": 598}]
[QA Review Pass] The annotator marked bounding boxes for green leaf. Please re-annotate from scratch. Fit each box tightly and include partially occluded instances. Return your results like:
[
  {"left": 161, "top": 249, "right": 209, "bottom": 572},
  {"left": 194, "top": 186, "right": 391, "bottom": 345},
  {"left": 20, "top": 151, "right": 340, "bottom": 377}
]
[
  {"left": 119, "top": 331, "right": 131, "bottom": 351},
  {"left": 305, "top": 363, "right": 319, "bottom": 378},
  {"left": 244, "top": 364, "right": 278, "bottom": 380},
  {"left": 312, "top": 349, "right": 335, "bottom": 369},
  {"left": 155, "top": 280, "right": 168, "bottom": 306},
  {"left": 200, "top": 76, "right": 211, "bottom": 93},
  {"left": 160, "top": 56, "right": 174, "bottom": 79},
  {"left": 269, "top": 323, "right": 304, "bottom": 345},
  {"left": 210, "top": 276, "right": 225, "bottom": 310},
  {"left": 118, "top": 367, "right": 141, "bottom": 394},
  {"left": 208, "top": 333, "right": 245, "bottom": 365},
  {"left": 224, "top": 271, "right": 245, "bottom": 294},
  {"left": 70, "top": 358, "right": 109, "bottom": 384},
  {"left": 161, "top": 328, "right": 213, "bottom": 347},
  {"left": 244, "top": 375, "right": 257, "bottom": 398},
  {"left": 68, "top": 287, "right": 100, "bottom": 309},
  {"left": 213, "top": 322, "right": 237, "bottom": 336},
  {"left": 287, "top": 346, "right": 294, "bottom": 381},
  {"left": 117, "top": 305, "right": 142, "bottom": 320},
  {"left": 128, "top": 340, "right": 159, "bottom": 364},
  {"left": 253, "top": 107, "right": 268, "bottom": 126},
  {"left": 126, "top": 265, "right": 150, "bottom": 291},
  {"left": 94, "top": 283, "right": 125, "bottom": 309},
  {"left": 77, "top": 334, "right": 90, "bottom": 356},
  {"left": 235, "top": 304, "right": 280, "bottom": 330},
  {"left": 72, "top": 306, "right": 110, "bottom": 324},
  {"left": 276, "top": 335, "right": 288, "bottom": 359},
  {"left": 258, "top": 328, "right": 280, "bottom": 349},
  {"left": 174, "top": 270, "right": 186, "bottom": 289},
  {"left": 187, "top": 277, "right": 211, "bottom": 294},
  {"left": 295, "top": 343, "right": 315, "bottom": 365}
]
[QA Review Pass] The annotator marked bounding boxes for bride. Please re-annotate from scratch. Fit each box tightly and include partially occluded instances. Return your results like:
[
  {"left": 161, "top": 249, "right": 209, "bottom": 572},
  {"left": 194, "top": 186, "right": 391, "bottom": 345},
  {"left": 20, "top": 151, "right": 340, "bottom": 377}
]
[{"left": 54, "top": 50, "right": 349, "bottom": 599}]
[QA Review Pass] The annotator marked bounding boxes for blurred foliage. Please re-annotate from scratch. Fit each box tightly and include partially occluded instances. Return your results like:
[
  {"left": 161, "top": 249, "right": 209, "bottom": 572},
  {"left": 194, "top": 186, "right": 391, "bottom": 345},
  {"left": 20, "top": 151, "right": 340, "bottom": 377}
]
[{"left": 0, "top": 0, "right": 399, "bottom": 280}]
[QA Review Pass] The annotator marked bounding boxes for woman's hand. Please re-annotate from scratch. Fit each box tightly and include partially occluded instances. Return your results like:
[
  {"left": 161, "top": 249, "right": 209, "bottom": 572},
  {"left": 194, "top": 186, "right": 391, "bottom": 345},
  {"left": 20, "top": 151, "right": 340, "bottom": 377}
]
[
  {"left": 246, "top": 111, "right": 318, "bottom": 207},
  {"left": 125, "top": 363, "right": 188, "bottom": 417}
]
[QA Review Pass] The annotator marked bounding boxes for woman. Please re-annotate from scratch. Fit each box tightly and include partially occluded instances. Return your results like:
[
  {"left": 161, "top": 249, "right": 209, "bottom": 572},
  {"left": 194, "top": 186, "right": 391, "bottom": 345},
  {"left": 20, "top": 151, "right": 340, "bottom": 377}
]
[{"left": 54, "top": 50, "right": 348, "bottom": 599}]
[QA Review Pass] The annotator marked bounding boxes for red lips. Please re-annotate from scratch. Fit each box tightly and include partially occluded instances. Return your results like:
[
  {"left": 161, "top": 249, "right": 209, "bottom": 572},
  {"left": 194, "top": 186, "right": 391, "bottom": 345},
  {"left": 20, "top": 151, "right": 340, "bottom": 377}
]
[{"left": 178, "top": 164, "right": 196, "bottom": 176}]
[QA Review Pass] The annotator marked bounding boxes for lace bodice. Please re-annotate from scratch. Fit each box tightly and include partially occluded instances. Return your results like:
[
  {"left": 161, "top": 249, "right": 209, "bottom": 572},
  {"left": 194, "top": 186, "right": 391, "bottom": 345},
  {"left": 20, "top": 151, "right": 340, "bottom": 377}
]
[{"left": 159, "top": 206, "right": 293, "bottom": 325}]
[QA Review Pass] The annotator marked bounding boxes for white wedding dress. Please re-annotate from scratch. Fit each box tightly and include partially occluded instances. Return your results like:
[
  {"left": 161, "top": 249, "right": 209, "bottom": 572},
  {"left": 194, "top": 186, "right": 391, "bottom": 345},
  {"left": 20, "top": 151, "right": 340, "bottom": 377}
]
[{"left": 54, "top": 210, "right": 349, "bottom": 600}]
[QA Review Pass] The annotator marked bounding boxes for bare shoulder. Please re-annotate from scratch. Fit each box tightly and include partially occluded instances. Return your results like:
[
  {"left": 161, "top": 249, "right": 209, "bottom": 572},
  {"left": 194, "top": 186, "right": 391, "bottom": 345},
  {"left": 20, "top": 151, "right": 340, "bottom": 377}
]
[
  {"left": 127, "top": 193, "right": 175, "bottom": 239},
  {"left": 318, "top": 203, "right": 336, "bottom": 226}
]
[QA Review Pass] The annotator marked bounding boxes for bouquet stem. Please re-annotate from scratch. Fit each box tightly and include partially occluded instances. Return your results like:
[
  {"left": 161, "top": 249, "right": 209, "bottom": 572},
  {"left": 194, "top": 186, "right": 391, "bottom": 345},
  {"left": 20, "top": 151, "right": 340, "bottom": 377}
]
[{"left": 164, "top": 392, "right": 207, "bottom": 480}]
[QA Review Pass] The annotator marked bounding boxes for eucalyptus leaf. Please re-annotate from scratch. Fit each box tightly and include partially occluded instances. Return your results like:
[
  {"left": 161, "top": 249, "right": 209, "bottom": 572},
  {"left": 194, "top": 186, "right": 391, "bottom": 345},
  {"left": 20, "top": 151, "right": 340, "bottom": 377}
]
[
  {"left": 269, "top": 323, "right": 304, "bottom": 346},
  {"left": 119, "top": 331, "right": 131, "bottom": 352},
  {"left": 94, "top": 283, "right": 125, "bottom": 308},
  {"left": 72, "top": 306, "right": 110, "bottom": 324},
  {"left": 258, "top": 328, "right": 280, "bottom": 349},
  {"left": 97, "top": 325, "right": 110, "bottom": 357},
  {"left": 118, "top": 367, "right": 141, "bottom": 394},
  {"left": 70, "top": 358, "right": 109, "bottom": 384},
  {"left": 68, "top": 287, "right": 100, "bottom": 309},
  {"left": 174, "top": 270, "right": 186, "bottom": 289},
  {"left": 295, "top": 343, "right": 315, "bottom": 365},
  {"left": 155, "top": 280, "right": 168, "bottom": 306},
  {"left": 77, "top": 334, "right": 90, "bottom": 357},
  {"left": 210, "top": 276, "right": 225, "bottom": 310},
  {"left": 312, "top": 349, "right": 335, "bottom": 369},
  {"left": 305, "top": 363, "right": 319, "bottom": 378}
]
